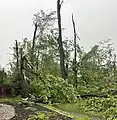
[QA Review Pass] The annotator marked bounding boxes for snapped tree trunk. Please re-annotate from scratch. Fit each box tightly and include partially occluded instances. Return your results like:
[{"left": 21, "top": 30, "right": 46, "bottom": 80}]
[
  {"left": 15, "top": 40, "right": 19, "bottom": 74},
  {"left": 20, "top": 48, "right": 23, "bottom": 80},
  {"left": 36, "top": 51, "right": 39, "bottom": 81},
  {"left": 31, "top": 23, "right": 38, "bottom": 64},
  {"left": 57, "top": 0, "right": 67, "bottom": 79},
  {"left": 72, "top": 14, "right": 77, "bottom": 84},
  {"left": 20, "top": 51, "right": 29, "bottom": 98},
  {"left": 19, "top": 48, "right": 25, "bottom": 96}
]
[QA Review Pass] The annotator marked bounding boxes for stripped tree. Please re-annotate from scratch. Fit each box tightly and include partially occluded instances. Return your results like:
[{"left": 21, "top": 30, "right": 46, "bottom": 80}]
[
  {"left": 72, "top": 14, "right": 81, "bottom": 84},
  {"left": 57, "top": 0, "right": 67, "bottom": 79},
  {"left": 31, "top": 23, "right": 38, "bottom": 65},
  {"left": 72, "top": 14, "right": 77, "bottom": 84},
  {"left": 15, "top": 40, "right": 19, "bottom": 74}
]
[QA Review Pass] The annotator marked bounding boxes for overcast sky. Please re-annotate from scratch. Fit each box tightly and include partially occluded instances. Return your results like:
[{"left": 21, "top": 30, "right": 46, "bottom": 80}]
[{"left": 0, "top": 0, "right": 117, "bottom": 68}]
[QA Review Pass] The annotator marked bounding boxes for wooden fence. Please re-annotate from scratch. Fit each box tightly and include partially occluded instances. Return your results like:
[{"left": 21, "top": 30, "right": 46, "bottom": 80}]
[{"left": 0, "top": 84, "right": 12, "bottom": 97}]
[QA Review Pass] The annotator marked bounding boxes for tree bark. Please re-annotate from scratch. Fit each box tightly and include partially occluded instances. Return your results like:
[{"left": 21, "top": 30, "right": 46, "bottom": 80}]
[
  {"left": 31, "top": 23, "right": 38, "bottom": 64},
  {"left": 57, "top": 0, "right": 67, "bottom": 79},
  {"left": 36, "top": 51, "right": 39, "bottom": 81},
  {"left": 20, "top": 48, "right": 23, "bottom": 79},
  {"left": 15, "top": 40, "right": 19, "bottom": 74},
  {"left": 72, "top": 14, "right": 77, "bottom": 84}
]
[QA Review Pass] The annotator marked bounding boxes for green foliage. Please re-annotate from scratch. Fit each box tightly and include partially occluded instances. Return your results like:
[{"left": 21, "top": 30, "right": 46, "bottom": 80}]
[
  {"left": 56, "top": 96, "right": 117, "bottom": 119},
  {"left": 28, "top": 112, "right": 48, "bottom": 120},
  {"left": 0, "top": 97, "right": 23, "bottom": 103},
  {"left": 30, "top": 75, "right": 77, "bottom": 103},
  {"left": 0, "top": 68, "right": 7, "bottom": 84},
  {"left": 83, "top": 96, "right": 117, "bottom": 119},
  {"left": 9, "top": 72, "right": 22, "bottom": 95},
  {"left": 76, "top": 75, "right": 117, "bottom": 96},
  {"left": 74, "top": 117, "right": 91, "bottom": 120}
]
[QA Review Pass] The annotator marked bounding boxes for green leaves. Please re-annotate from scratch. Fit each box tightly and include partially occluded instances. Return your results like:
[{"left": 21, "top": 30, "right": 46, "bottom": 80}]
[
  {"left": 30, "top": 75, "right": 77, "bottom": 103},
  {"left": 28, "top": 112, "right": 48, "bottom": 120},
  {"left": 79, "top": 96, "right": 117, "bottom": 119},
  {"left": 0, "top": 68, "right": 7, "bottom": 84},
  {"left": 56, "top": 96, "right": 117, "bottom": 119}
]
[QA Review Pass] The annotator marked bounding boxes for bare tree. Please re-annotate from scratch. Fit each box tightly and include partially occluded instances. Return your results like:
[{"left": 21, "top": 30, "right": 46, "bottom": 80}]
[
  {"left": 72, "top": 14, "right": 77, "bottom": 84},
  {"left": 72, "top": 14, "right": 81, "bottom": 84},
  {"left": 36, "top": 51, "right": 39, "bottom": 81},
  {"left": 57, "top": 0, "right": 67, "bottom": 79},
  {"left": 20, "top": 48, "right": 23, "bottom": 80},
  {"left": 31, "top": 23, "right": 38, "bottom": 64},
  {"left": 15, "top": 40, "right": 19, "bottom": 74}
]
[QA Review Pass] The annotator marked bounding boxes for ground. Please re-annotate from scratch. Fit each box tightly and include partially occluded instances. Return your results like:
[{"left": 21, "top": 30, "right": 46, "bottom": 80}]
[
  {"left": 0, "top": 99, "right": 72, "bottom": 120},
  {"left": 0, "top": 98, "right": 104, "bottom": 120}
]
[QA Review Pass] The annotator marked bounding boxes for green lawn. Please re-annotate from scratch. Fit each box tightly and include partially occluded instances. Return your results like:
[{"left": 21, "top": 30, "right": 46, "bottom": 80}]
[
  {"left": 0, "top": 97, "right": 23, "bottom": 103},
  {"left": 53, "top": 102, "right": 104, "bottom": 120}
]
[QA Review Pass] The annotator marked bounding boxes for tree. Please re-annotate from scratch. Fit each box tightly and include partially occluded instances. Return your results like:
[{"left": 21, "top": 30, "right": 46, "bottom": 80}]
[
  {"left": 33, "top": 10, "right": 59, "bottom": 77},
  {"left": 15, "top": 40, "right": 19, "bottom": 74},
  {"left": 0, "top": 68, "right": 7, "bottom": 84},
  {"left": 31, "top": 23, "right": 38, "bottom": 65},
  {"left": 57, "top": 0, "right": 67, "bottom": 79},
  {"left": 72, "top": 14, "right": 78, "bottom": 84}
]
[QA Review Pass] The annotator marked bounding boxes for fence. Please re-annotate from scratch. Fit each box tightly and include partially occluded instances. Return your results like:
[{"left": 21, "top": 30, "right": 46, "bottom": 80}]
[{"left": 0, "top": 84, "right": 12, "bottom": 97}]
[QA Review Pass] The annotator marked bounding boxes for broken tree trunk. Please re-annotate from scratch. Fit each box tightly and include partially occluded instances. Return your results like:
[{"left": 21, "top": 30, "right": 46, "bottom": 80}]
[
  {"left": 31, "top": 23, "right": 38, "bottom": 64},
  {"left": 20, "top": 48, "right": 29, "bottom": 97},
  {"left": 72, "top": 14, "right": 77, "bottom": 84},
  {"left": 20, "top": 48, "right": 23, "bottom": 80},
  {"left": 15, "top": 40, "right": 19, "bottom": 74},
  {"left": 57, "top": 0, "right": 67, "bottom": 79}
]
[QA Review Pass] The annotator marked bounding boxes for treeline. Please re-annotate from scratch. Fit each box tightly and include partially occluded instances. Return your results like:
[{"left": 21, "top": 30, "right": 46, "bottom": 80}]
[{"left": 0, "top": 0, "right": 117, "bottom": 104}]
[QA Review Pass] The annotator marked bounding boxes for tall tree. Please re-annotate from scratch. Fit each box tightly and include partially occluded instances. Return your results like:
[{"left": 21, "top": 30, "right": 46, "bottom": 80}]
[
  {"left": 31, "top": 23, "right": 38, "bottom": 65},
  {"left": 15, "top": 40, "right": 20, "bottom": 75},
  {"left": 57, "top": 0, "right": 67, "bottom": 79},
  {"left": 72, "top": 14, "right": 77, "bottom": 84},
  {"left": 0, "top": 68, "right": 7, "bottom": 84}
]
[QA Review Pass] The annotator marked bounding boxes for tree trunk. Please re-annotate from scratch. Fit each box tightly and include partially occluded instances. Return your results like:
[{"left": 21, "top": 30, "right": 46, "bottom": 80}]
[
  {"left": 113, "top": 54, "right": 116, "bottom": 76},
  {"left": 20, "top": 48, "right": 25, "bottom": 97},
  {"left": 20, "top": 48, "right": 23, "bottom": 80},
  {"left": 72, "top": 14, "right": 77, "bottom": 84},
  {"left": 36, "top": 51, "right": 39, "bottom": 81},
  {"left": 57, "top": 0, "right": 67, "bottom": 79},
  {"left": 15, "top": 40, "right": 19, "bottom": 74},
  {"left": 31, "top": 23, "right": 38, "bottom": 64}
]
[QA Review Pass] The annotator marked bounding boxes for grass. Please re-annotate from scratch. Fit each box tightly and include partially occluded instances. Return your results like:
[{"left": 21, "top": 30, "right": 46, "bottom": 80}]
[
  {"left": 0, "top": 97, "right": 104, "bottom": 120},
  {"left": 53, "top": 101, "right": 104, "bottom": 120},
  {"left": 0, "top": 97, "right": 23, "bottom": 103},
  {"left": 37, "top": 103, "right": 92, "bottom": 120}
]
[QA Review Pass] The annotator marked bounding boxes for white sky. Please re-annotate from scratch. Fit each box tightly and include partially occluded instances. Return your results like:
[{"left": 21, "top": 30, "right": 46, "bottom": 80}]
[{"left": 0, "top": 0, "right": 117, "bottom": 68}]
